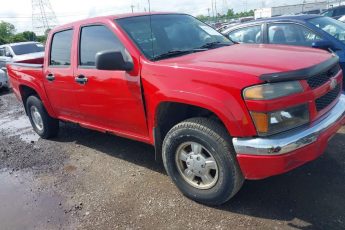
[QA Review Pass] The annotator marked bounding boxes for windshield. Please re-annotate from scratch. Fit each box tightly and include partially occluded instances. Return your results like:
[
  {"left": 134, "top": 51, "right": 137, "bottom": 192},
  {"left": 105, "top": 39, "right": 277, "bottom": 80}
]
[
  {"left": 10, "top": 43, "right": 44, "bottom": 55},
  {"left": 116, "top": 14, "right": 231, "bottom": 60},
  {"left": 309, "top": 16, "right": 345, "bottom": 43}
]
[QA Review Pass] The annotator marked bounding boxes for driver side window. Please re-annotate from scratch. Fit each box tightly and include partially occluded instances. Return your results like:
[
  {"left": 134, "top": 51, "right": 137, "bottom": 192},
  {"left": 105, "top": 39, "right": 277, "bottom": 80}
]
[
  {"left": 79, "top": 25, "right": 126, "bottom": 67},
  {"left": 228, "top": 25, "right": 262, "bottom": 44}
]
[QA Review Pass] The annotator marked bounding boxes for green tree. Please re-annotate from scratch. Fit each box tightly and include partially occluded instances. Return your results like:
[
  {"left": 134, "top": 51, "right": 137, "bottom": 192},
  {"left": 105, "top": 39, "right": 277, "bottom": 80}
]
[
  {"left": 0, "top": 21, "right": 15, "bottom": 38},
  {"left": 196, "top": 14, "right": 209, "bottom": 22},
  {"left": 10, "top": 33, "right": 28, "bottom": 43},
  {"left": 227, "top": 9, "right": 235, "bottom": 18},
  {"left": 22, "top": 31, "right": 37, "bottom": 41},
  {"left": 0, "top": 21, "right": 15, "bottom": 44},
  {"left": 36, "top": 35, "right": 47, "bottom": 44}
]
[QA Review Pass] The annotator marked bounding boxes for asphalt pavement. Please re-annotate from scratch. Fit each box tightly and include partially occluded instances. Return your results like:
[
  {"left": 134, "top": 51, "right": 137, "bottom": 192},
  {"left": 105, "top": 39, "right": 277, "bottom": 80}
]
[{"left": 0, "top": 89, "right": 344, "bottom": 230}]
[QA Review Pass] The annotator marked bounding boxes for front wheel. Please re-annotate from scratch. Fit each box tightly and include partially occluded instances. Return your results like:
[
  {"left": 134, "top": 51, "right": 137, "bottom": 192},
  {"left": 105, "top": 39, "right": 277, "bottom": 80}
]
[
  {"left": 162, "top": 118, "right": 244, "bottom": 205},
  {"left": 26, "top": 95, "right": 59, "bottom": 139}
]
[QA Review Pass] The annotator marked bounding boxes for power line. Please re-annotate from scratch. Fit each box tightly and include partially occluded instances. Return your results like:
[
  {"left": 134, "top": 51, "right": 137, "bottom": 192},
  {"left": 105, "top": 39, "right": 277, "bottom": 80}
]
[{"left": 32, "top": 0, "right": 58, "bottom": 35}]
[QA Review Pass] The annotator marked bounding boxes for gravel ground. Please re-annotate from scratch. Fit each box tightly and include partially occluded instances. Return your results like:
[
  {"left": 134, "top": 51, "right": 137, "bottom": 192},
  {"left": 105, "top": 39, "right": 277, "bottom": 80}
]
[{"left": 0, "top": 89, "right": 344, "bottom": 230}]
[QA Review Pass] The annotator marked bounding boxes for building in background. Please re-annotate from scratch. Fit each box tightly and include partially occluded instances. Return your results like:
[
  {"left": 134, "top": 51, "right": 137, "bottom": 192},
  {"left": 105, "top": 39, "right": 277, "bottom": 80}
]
[{"left": 254, "top": 1, "right": 328, "bottom": 19}]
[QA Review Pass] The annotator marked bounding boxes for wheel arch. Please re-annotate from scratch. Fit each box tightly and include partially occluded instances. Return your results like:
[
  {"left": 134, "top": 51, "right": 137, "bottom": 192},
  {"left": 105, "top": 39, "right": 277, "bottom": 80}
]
[
  {"left": 152, "top": 101, "right": 237, "bottom": 162},
  {"left": 18, "top": 83, "right": 56, "bottom": 117}
]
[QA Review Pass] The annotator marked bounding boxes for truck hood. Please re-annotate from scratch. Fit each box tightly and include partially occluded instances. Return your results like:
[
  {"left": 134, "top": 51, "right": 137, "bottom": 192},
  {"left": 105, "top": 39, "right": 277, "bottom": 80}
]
[{"left": 158, "top": 44, "right": 334, "bottom": 79}]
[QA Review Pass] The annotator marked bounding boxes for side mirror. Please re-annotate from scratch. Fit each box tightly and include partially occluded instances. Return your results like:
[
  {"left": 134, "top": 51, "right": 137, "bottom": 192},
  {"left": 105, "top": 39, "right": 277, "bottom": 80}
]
[
  {"left": 312, "top": 40, "right": 335, "bottom": 51},
  {"left": 96, "top": 50, "right": 133, "bottom": 71},
  {"left": 5, "top": 52, "right": 12, "bottom": 58}
]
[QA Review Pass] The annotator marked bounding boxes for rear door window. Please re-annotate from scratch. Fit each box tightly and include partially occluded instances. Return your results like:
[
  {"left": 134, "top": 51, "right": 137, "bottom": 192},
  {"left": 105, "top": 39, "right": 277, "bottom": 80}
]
[
  {"left": 334, "top": 8, "right": 345, "bottom": 17},
  {"left": 268, "top": 23, "right": 322, "bottom": 46},
  {"left": 322, "top": 10, "right": 334, "bottom": 17},
  {"left": 79, "top": 25, "right": 125, "bottom": 67},
  {"left": 228, "top": 25, "right": 262, "bottom": 43},
  {"left": 50, "top": 29, "right": 73, "bottom": 66}
]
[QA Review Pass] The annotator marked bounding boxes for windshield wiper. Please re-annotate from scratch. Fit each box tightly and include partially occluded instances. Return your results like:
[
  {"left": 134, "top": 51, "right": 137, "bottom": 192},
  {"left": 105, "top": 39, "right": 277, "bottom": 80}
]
[
  {"left": 152, "top": 49, "right": 204, "bottom": 61},
  {"left": 199, "top": 41, "right": 231, "bottom": 49}
]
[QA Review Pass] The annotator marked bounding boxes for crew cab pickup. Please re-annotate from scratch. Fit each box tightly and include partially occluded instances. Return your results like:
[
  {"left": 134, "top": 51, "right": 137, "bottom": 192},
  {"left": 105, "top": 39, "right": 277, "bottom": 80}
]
[{"left": 7, "top": 13, "right": 345, "bottom": 205}]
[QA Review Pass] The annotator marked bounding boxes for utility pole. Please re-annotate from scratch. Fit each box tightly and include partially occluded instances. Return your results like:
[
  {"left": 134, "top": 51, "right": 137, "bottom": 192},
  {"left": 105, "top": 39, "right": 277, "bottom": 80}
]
[
  {"left": 302, "top": 0, "right": 306, "bottom": 13},
  {"left": 207, "top": 8, "right": 210, "bottom": 18},
  {"left": 215, "top": 0, "right": 218, "bottom": 21},
  {"left": 211, "top": 0, "right": 214, "bottom": 21},
  {"left": 31, "top": 0, "right": 58, "bottom": 35}
]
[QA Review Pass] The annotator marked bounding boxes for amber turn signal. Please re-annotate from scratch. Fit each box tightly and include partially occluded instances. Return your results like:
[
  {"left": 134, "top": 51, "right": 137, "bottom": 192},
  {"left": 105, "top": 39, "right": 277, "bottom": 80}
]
[{"left": 250, "top": 112, "right": 269, "bottom": 133}]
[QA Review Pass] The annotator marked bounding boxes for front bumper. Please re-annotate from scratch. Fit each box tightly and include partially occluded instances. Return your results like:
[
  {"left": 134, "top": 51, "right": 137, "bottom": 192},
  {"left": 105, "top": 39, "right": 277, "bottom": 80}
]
[{"left": 233, "top": 94, "right": 345, "bottom": 179}]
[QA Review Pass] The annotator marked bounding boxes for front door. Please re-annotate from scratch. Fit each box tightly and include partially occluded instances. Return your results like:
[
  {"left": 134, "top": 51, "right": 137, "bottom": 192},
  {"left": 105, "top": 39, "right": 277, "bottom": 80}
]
[
  {"left": 73, "top": 24, "right": 148, "bottom": 137},
  {"left": 43, "top": 29, "right": 79, "bottom": 119}
]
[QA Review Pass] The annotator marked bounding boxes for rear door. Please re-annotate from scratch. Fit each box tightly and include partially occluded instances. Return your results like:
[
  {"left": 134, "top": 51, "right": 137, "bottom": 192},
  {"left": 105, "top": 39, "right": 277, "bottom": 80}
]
[
  {"left": 43, "top": 29, "right": 79, "bottom": 119},
  {"left": 73, "top": 24, "right": 148, "bottom": 137}
]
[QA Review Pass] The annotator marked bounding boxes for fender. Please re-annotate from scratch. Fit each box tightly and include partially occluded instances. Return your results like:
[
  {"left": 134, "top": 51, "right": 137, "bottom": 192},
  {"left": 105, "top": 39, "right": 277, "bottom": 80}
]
[
  {"left": 145, "top": 87, "right": 257, "bottom": 144},
  {"left": 7, "top": 65, "right": 57, "bottom": 118}
]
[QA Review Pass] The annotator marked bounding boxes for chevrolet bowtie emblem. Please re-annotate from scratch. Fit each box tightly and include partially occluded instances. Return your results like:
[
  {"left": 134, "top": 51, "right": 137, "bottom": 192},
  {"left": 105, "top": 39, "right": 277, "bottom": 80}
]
[{"left": 330, "top": 78, "right": 337, "bottom": 90}]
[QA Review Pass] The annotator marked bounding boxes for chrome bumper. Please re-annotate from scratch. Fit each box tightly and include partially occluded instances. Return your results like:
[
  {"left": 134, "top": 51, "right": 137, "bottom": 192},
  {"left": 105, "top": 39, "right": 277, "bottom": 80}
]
[{"left": 233, "top": 95, "right": 345, "bottom": 156}]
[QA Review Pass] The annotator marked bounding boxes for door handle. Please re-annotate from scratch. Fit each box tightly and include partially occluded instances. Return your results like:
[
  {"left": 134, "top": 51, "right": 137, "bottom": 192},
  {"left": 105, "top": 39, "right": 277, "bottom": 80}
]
[
  {"left": 75, "top": 74, "right": 88, "bottom": 84},
  {"left": 46, "top": 73, "right": 55, "bottom": 81}
]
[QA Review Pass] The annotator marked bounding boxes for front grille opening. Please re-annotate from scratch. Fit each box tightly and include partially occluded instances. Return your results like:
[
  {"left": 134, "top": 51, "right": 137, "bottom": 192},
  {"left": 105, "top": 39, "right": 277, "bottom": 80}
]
[
  {"left": 315, "top": 84, "right": 341, "bottom": 111},
  {"left": 307, "top": 64, "right": 340, "bottom": 89}
]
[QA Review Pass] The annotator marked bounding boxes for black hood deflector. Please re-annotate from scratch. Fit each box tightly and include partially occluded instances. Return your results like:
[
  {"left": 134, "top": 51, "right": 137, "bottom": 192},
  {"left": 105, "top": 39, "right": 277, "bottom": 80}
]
[{"left": 260, "top": 55, "right": 339, "bottom": 83}]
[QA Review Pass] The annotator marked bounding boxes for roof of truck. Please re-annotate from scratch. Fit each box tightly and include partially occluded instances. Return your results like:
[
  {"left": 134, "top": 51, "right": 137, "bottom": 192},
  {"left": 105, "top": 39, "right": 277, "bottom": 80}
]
[{"left": 52, "top": 12, "right": 185, "bottom": 31}]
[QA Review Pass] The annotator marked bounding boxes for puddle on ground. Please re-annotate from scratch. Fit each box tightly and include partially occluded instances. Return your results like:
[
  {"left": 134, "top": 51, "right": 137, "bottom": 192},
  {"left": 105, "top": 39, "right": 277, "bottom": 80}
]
[
  {"left": 0, "top": 171, "right": 66, "bottom": 229},
  {"left": 0, "top": 115, "right": 39, "bottom": 143}
]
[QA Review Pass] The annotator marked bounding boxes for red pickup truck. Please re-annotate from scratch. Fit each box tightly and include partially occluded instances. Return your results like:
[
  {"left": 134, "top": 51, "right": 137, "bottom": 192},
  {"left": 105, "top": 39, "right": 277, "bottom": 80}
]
[{"left": 7, "top": 13, "right": 345, "bottom": 205}]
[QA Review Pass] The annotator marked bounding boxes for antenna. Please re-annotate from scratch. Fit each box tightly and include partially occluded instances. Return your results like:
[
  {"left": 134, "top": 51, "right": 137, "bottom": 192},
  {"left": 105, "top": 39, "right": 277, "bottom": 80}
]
[{"left": 32, "top": 0, "right": 58, "bottom": 35}]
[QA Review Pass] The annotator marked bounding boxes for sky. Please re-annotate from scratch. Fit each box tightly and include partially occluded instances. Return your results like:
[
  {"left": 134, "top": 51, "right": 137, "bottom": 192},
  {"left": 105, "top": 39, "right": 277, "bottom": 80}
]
[{"left": 0, "top": 0, "right": 317, "bottom": 33}]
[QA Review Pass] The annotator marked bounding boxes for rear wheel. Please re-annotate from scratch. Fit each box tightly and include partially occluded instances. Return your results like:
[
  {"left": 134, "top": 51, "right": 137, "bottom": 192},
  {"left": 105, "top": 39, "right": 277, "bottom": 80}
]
[
  {"left": 26, "top": 95, "right": 59, "bottom": 138},
  {"left": 163, "top": 118, "right": 244, "bottom": 205}
]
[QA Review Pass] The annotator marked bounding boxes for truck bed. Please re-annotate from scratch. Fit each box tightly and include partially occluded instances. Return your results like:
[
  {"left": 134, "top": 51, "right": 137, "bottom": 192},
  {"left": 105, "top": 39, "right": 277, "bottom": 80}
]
[{"left": 6, "top": 59, "right": 44, "bottom": 101}]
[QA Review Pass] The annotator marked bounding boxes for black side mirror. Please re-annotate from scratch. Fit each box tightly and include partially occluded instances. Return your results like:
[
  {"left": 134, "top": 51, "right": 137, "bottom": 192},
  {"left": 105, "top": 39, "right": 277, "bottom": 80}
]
[
  {"left": 312, "top": 40, "right": 335, "bottom": 51},
  {"left": 96, "top": 50, "right": 133, "bottom": 71}
]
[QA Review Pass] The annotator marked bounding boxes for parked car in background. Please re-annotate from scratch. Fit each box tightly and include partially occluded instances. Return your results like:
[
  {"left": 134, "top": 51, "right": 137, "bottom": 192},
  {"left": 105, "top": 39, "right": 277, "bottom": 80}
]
[
  {"left": 223, "top": 15, "right": 345, "bottom": 89},
  {"left": 216, "top": 22, "right": 240, "bottom": 32},
  {"left": 0, "top": 69, "right": 8, "bottom": 89},
  {"left": 337, "top": 14, "right": 345, "bottom": 22},
  {"left": 0, "top": 42, "right": 44, "bottom": 69},
  {"left": 321, "top": 5, "right": 345, "bottom": 19},
  {"left": 7, "top": 13, "right": 345, "bottom": 205}
]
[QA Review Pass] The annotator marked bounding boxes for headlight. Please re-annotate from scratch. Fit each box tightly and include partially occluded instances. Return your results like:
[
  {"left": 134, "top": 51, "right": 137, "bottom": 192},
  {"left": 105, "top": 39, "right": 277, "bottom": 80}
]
[
  {"left": 250, "top": 104, "right": 309, "bottom": 136},
  {"left": 243, "top": 81, "right": 303, "bottom": 100}
]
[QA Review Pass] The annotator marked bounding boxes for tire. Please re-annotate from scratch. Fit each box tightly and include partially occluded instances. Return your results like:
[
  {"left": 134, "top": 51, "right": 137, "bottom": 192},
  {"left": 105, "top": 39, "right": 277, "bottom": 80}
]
[
  {"left": 26, "top": 95, "right": 59, "bottom": 138},
  {"left": 162, "top": 117, "right": 244, "bottom": 205}
]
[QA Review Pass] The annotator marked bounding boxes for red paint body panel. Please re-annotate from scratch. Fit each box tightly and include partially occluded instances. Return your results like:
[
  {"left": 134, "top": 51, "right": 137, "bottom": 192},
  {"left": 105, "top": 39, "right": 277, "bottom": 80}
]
[
  {"left": 6, "top": 13, "right": 344, "bottom": 180},
  {"left": 237, "top": 114, "right": 345, "bottom": 179}
]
